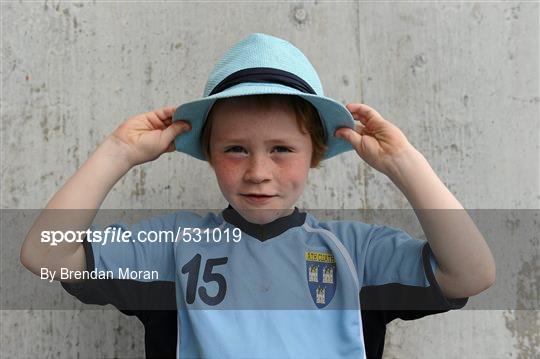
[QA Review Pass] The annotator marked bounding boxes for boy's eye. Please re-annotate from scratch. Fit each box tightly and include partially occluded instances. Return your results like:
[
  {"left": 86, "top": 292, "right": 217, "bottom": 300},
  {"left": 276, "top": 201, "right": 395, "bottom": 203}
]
[
  {"left": 225, "top": 146, "right": 246, "bottom": 153},
  {"left": 272, "top": 146, "right": 292, "bottom": 153},
  {"left": 225, "top": 146, "right": 292, "bottom": 153}
]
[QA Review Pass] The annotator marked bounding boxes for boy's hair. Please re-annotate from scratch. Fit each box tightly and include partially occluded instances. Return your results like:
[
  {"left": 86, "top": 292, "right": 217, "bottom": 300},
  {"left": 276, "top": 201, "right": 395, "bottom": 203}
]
[{"left": 200, "top": 94, "right": 327, "bottom": 168}]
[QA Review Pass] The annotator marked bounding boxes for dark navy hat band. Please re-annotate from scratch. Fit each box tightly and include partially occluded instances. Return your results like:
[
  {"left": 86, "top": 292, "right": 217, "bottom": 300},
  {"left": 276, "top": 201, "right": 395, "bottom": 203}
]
[{"left": 209, "top": 67, "right": 317, "bottom": 96}]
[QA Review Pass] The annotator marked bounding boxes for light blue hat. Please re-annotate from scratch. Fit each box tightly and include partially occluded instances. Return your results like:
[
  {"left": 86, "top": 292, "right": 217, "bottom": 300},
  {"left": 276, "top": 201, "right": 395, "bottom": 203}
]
[{"left": 173, "top": 33, "right": 355, "bottom": 161}]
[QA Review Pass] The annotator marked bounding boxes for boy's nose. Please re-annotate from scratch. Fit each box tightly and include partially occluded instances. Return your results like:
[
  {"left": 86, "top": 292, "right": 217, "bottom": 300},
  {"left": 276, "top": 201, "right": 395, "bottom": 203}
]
[{"left": 243, "top": 155, "right": 272, "bottom": 183}]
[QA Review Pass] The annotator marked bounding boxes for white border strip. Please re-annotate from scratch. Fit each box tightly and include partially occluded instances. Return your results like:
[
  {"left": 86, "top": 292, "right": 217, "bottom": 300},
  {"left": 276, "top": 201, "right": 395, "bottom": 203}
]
[
  {"left": 302, "top": 222, "right": 365, "bottom": 358},
  {"left": 302, "top": 223, "right": 360, "bottom": 292}
]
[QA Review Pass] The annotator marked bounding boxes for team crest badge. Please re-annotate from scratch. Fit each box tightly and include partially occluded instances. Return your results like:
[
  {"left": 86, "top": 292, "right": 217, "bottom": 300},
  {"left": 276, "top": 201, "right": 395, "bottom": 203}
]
[{"left": 305, "top": 251, "right": 336, "bottom": 308}]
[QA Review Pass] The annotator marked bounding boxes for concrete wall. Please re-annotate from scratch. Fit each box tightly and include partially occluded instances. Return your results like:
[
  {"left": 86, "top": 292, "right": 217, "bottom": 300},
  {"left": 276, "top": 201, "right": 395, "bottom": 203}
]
[{"left": 2, "top": 1, "right": 538, "bottom": 358}]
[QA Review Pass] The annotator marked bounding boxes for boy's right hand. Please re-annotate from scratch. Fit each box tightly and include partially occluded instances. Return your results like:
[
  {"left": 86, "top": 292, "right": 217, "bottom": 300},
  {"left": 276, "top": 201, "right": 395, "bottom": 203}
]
[{"left": 109, "top": 106, "right": 191, "bottom": 167}]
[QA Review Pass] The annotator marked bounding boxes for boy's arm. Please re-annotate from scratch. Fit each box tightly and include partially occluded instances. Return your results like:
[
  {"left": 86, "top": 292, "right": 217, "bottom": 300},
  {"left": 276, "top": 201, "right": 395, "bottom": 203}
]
[
  {"left": 20, "top": 107, "right": 190, "bottom": 282},
  {"left": 384, "top": 147, "right": 495, "bottom": 298},
  {"left": 20, "top": 137, "right": 131, "bottom": 278},
  {"left": 336, "top": 103, "right": 496, "bottom": 299}
]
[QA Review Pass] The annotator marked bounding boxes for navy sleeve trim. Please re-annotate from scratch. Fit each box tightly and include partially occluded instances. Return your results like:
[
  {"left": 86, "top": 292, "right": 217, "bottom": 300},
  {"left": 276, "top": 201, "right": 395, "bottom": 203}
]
[
  {"left": 422, "top": 242, "right": 468, "bottom": 310},
  {"left": 61, "top": 235, "right": 176, "bottom": 311},
  {"left": 82, "top": 234, "right": 96, "bottom": 272},
  {"left": 61, "top": 234, "right": 95, "bottom": 294},
  {"left": 359, "top": 242, "right": 468, "bottom": 312},
  {"left": 360, "top": 246, "right": 469, "bottom": 359},
  {"left": 62, "top": 278, "right": 176, "bottom": 310}
]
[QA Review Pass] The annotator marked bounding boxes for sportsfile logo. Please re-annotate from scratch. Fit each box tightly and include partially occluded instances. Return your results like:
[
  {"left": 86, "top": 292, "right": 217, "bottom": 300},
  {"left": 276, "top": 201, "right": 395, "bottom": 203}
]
[{"left": 40, "top": 226, "right": 242, "bottom": 246}]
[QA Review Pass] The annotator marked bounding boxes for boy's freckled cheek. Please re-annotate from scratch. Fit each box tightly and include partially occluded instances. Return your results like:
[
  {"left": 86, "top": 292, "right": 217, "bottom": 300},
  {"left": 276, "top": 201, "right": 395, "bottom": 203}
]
[
  {"left": 282, "top": 165, "right": 310, "bottom": 189},
  {"left": 213, "top": 159, "right": 241, "bottom": 183},
  {"left": 281, "top": 158, "right": 311, "bottom": 173}
]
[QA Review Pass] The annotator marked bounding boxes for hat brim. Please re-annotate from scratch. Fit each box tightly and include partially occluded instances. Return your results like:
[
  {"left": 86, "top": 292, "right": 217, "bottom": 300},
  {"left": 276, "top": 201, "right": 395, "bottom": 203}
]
[{"left": 173, "top": 82, "right": 355, "bottom": 161}]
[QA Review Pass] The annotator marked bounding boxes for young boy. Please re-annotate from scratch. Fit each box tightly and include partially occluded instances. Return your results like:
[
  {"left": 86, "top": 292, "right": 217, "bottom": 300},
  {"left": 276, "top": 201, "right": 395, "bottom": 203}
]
[{"left": 21, "top": 33, "right": 495, "bottom": 358}]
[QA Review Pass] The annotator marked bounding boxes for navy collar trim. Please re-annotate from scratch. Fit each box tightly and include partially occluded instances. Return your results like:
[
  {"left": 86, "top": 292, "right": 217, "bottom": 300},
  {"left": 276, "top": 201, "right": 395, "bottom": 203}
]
[{"left": 222, "top": 204, "right": 306, "bottom": 242}]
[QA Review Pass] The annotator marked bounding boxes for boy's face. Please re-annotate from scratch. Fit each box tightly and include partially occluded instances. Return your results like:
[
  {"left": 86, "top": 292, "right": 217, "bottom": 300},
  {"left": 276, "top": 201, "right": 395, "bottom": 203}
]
[{"left": 209, "top": 97, "right": 313, "bottom": 224}]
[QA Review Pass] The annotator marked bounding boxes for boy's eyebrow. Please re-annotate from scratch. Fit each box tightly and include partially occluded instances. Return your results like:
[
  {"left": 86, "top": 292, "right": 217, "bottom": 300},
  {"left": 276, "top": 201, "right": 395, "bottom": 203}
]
[{"left": 217, "top": 138, "right": 300, "bottom": 144}]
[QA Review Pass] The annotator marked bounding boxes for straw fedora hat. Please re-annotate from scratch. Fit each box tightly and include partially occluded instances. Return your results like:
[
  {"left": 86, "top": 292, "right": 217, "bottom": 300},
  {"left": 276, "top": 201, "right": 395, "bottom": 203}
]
[{"left": 173, "top": 33, "right": 355, "bottom": 161}]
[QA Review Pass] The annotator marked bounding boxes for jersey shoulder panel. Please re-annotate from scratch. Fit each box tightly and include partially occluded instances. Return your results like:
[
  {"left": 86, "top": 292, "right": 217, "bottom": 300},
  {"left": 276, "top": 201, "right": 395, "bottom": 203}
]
[{"left": 303, "top": 213, "right": 374, "bottom": 261}]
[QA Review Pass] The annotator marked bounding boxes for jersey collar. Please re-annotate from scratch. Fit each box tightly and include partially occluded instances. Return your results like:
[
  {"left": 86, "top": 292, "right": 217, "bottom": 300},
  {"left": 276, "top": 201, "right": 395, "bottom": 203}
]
[{"left": 222, "top": 204, "right": 307, "bottom": 242}]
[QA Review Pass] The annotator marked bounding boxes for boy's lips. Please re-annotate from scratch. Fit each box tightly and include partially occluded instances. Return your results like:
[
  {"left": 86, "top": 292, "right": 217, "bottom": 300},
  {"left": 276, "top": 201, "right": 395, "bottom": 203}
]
[
  {"left": 241, "top": 193, "right": 276, "bottom": 197},
  {"left": 240, "top": 193, "right": 277, "bottom": 204}
]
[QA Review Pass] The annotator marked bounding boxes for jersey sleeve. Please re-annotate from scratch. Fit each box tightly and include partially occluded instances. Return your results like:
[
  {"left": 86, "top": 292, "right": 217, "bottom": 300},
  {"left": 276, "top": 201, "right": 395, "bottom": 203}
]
[
  {"left": 360, "top": 223, "right": 467, "bottom": 310},
  {"left": 61, "top": 212, "right": 180, "bottom": 311},
  {"left": 361, "top": 224, "right": 431, "bottom": 287},
  {"left": 357, "top": 225, "right": 468, "bottom": 358},
  {"left": 60, "top": 240, "right": 176, "bottom": 311},
  {"left": 89, "top": 214, "right": 177, "bottom": 281}
]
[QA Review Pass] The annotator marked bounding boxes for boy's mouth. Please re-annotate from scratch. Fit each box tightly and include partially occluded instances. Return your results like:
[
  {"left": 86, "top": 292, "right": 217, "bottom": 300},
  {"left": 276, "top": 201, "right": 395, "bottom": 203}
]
[
  {"left": 240, "top": 193, "right": 277, "bottom": 204},
  {"left": 242, "top": 193, "right": 275, "bottom": 197}
]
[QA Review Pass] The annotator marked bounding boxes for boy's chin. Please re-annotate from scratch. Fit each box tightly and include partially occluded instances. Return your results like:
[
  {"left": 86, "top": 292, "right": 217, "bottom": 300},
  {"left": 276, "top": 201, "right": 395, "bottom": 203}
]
[{"left": 235, "top": 207, "right": 293, "bottom": 225}]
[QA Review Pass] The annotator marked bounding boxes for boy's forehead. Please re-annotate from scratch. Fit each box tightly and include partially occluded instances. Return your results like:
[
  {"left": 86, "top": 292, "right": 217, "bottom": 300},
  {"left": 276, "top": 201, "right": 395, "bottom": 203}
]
[
  {"left": 210, "top": 113, "right": 308, "bottom": 145},
  {"left": 212, "top": 119, "right": 297, "bottom": 138},
  {"left": 212, "top": 100, "right": 293, "bottom": 126}
]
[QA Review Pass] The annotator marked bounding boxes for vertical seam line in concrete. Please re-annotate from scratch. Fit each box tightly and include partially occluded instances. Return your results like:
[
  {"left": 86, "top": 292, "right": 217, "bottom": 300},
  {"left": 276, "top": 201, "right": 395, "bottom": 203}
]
[{"left": 355, "top": 0, "right": 369, "bottom": 209}]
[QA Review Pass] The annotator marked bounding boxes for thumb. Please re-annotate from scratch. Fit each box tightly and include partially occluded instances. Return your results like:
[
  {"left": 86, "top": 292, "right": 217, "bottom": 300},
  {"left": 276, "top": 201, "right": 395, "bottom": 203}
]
[
  {"left": 335, "top": 127, "right": 362, "bottom": 149},
  {"left": 162, "top": 121, "right": 192, "bottom": 152}
]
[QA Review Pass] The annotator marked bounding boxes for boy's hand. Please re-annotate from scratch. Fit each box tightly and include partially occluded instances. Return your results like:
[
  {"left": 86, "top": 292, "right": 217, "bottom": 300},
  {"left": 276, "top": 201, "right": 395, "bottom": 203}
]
[
  {"left": 335, "top": 103, "right": 415, "bottom": 176},
  {"left": 109, "top": 106, "right": 191, "bottom": 167}
]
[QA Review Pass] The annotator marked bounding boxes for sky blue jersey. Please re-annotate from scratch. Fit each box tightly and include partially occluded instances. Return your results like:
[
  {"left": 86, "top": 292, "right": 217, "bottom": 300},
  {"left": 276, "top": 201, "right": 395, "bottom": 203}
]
[{"left": 88, "top": 206, "right": 440, "bottom": 359}]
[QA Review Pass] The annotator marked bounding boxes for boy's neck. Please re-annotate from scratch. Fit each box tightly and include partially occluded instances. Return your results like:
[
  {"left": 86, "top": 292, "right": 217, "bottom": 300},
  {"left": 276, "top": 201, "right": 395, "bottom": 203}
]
[{"left": 222, "top": 204, "right": 306, "bottom": 242}]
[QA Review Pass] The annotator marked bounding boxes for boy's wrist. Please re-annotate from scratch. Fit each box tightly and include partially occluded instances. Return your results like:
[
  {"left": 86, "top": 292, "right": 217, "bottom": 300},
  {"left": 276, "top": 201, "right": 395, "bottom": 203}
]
[
  {"left": 94, "top": 136, "right": 137, "bottom": 174},
  {"left": 385, "top": 146, "right": 429, "bottom": 188},
  {"left": 385, "top": 144, "right": 422, "bottom": 170},
  {"left": 385, "top": 147, "right": 461, "bottom": 210}
]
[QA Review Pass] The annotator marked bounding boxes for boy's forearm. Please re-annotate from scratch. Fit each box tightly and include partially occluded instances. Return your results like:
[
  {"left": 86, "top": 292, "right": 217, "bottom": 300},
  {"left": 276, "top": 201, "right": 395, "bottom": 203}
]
[
  {"left": 21, "top": 137, "right": 134, "bottom": 277},
  {"left": 386, "top": 147, "right": 496, "bottom": 298},
  {"left": 46, "top": 136, "right": 133, "bottom": 209},
  {"left": 386, "top": 148, "right": 462, "bottom": 209}
]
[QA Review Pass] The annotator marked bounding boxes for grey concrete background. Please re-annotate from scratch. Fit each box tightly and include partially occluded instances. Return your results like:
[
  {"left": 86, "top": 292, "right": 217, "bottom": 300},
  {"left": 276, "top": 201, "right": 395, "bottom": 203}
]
[{"left": 1, "top": 1, "right": 538, "bottom": 358}]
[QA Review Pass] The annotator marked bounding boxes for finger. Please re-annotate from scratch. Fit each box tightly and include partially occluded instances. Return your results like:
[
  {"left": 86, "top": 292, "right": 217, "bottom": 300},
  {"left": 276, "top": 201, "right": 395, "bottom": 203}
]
[
  {"left": 145, "top": 112, "right": 167, "bottom": 130},
  {"left": 336, "top": 122, "right": 366, "bottom": 135},
  {"left": 160, "top": 113, "right": 173, "bottom": 126},
  {"left": 346, "top": 103, "right": 386, "bottom": 126},
  {"left": 161, "top": 121, "right": 191, "bottom": 148},
  {"left": 162, "top": 107, "right": 177, "bottom": 126},
  {"left": 155, "top": 109, "right": 166, "bottom": 121},
  {"left": 154, "top": 107, "right": 176, "bottom": 122},
  {"left": 163, "top": 106, "right": 177, "bottom": 117},
  {"left": 162, "top": 106, "right": 176, "bottom": 125},
  {"left": 346, "top": 103, "right": 362, "bottom": 120},
  {"left": 354, "top": 121, "right": 366, "bottom": 133},
  {"left": 334, "top": 127, "right": 363, "bottom": 149},
  {"left": 154, "top": 108, "right": 171, "bottom": 122},
  {"left": 165, "top": 141, "right": 176, "bottom": 153}
]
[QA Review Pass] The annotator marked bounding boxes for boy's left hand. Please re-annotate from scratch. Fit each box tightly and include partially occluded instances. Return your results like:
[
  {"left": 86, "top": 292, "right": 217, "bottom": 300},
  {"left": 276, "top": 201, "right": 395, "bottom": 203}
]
[{"left": 335, "top": 103, "right": 416, "bottom": 176}]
